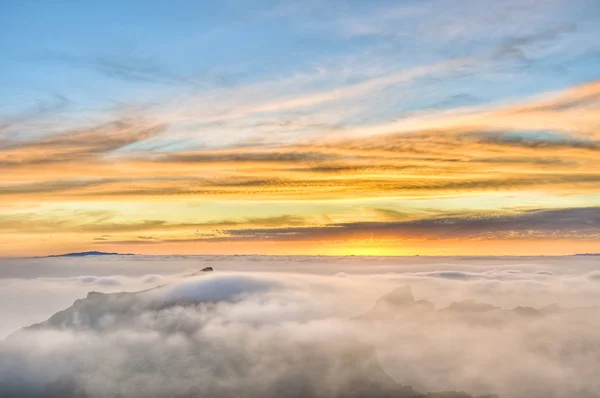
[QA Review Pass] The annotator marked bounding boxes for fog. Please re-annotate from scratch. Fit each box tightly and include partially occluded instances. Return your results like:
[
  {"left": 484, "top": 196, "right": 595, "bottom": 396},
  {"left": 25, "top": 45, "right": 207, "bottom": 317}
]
[{"left": 1, "top": 256, "right": 600, "bottom": 397}]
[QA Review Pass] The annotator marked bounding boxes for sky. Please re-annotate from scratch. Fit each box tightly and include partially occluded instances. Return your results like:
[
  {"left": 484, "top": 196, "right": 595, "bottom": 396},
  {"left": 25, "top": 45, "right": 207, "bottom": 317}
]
[{"left": 1, "top": 0, "right": 600, "bottom": 256}]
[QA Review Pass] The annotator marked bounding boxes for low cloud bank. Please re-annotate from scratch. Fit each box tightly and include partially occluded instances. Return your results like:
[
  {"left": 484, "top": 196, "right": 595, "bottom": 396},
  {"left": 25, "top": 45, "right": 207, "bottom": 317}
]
[{"left": 1, "top": 257, "right": 600, "bottom": 397}]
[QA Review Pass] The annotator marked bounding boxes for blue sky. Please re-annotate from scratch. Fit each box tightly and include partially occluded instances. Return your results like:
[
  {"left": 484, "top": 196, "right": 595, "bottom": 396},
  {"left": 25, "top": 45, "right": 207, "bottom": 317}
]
[
  {"left": 2, "top": 0, "right": 600, "bottom": 256},
  {"left": 3, "top": 0, "right": 599, "bottom": 124}
]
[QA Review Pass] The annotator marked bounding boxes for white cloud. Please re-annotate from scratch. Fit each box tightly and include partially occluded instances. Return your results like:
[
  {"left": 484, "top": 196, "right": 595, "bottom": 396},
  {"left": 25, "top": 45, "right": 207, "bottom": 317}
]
[
  {"left": 1, "top": 256, "right": 600, "bottom": 397},
  {"left": 70, "top": 275, "right": 123, "bottom": 286}
]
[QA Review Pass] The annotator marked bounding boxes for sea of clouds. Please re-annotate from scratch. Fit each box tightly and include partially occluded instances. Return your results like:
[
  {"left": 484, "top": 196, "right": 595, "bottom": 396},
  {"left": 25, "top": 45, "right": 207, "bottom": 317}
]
[{"left": 1, "top": 255, "right": 600, "bottom": 397}]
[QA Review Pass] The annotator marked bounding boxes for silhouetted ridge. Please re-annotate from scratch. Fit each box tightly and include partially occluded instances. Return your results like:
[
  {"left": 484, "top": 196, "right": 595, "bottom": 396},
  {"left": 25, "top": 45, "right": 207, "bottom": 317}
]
[{"left": 45, "top": 251, "right": 135, "bottom": 258}]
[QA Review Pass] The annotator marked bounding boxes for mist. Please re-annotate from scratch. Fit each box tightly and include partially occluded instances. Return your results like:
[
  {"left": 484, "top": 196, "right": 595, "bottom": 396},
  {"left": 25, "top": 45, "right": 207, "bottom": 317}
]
[{"left": 1, "top": 256, "right": 600, "bottom": 397}]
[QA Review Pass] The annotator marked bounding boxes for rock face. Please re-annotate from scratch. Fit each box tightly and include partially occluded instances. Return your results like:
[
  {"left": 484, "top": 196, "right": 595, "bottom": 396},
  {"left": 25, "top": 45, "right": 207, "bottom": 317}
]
[
  {"left": 441, "top": 300, "right": 499, "bottom": 314},
  {"left": 380, "top": 285, "right": 418, "bottom": 306},
  {"left": 42, "top": 376, "right": 90, "bottom": 398},
  {"left": 19, "top": 290, "right": 141, "bottom": 332},
  {"left": 511, "top": 306, "right": 543, "bottom": 318},
  {"left": 358, "top": 286, "right": 554, "bottom": 323},
  {"left": 358, "top": 286, "right": 435, "bottom": 320}
]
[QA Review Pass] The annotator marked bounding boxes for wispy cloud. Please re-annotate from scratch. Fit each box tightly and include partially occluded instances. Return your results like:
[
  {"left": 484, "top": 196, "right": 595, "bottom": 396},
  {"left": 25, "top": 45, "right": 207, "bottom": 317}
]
[
  {"left": 2, "top": 0, "right": 600, "bottom": 255},
  {"left": 0, "top": 212, "right": 310, "bottom": 235},
  {"left": 170, "top": 206, "right": 600, "bottom": 243},
  {"left": 46, "top": 52, "right": 238, "bottom": 88},
  {"left": 3, "top": 79, "right": 599, "bottom": 203}
]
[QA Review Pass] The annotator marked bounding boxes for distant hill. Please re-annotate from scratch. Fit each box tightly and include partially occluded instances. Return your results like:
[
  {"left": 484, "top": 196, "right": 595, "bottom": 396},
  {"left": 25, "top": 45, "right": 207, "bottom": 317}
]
[
  {"left": 574, "top": 253, "right": 600, "bottom": 256},
  {"left": 45, "top": 251, "right": 135, "bottom": 258}
]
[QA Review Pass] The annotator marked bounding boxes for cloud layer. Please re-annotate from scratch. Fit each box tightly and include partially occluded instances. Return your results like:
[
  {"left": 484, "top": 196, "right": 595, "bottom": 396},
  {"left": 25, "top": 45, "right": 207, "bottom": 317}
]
[
  {"left": 2, "top": 256, "right": 600, "bottom": 397},
  {"left": 2, "top": 0, "right": 600, "bottom": 255}
]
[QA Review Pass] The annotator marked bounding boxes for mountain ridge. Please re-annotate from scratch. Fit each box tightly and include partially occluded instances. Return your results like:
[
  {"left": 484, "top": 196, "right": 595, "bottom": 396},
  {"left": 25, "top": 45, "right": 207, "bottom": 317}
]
[{"left": 43, "top": 251, "right": 135, "bottom": 258}]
